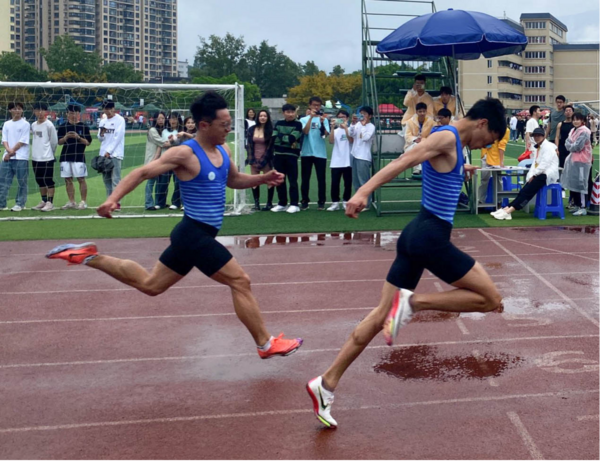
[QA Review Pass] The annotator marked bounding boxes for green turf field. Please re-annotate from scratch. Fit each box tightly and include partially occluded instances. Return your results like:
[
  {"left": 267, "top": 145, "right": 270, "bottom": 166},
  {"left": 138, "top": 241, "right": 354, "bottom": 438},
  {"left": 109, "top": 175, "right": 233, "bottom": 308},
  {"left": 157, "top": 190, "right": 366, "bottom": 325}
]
[{"left": 0, "top": 135, "right": 598, "bottom": 241}]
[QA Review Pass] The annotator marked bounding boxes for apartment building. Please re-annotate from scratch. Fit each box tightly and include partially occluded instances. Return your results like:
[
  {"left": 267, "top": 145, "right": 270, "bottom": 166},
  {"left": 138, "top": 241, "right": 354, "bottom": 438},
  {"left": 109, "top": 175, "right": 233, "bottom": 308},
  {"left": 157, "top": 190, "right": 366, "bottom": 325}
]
[
  {"left": 0, "top": 0, "right": 21, "bottom": 55},
  {"left": 459, "top": 13, "right": 599, "bottom": 114},
  {"left": 10, "top": 0, "right": 177, "bottom": 81}
]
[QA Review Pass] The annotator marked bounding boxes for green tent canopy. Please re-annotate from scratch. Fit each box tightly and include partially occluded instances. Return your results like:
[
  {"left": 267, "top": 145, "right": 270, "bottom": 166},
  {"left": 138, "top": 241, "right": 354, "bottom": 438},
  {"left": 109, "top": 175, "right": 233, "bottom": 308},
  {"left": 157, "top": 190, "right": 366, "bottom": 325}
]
[
  {"left": 49, "top": 102, "right": 68, "bottom": 111},
  {"left": 140, "top": 103, "right": 162, "bottom": 112}
]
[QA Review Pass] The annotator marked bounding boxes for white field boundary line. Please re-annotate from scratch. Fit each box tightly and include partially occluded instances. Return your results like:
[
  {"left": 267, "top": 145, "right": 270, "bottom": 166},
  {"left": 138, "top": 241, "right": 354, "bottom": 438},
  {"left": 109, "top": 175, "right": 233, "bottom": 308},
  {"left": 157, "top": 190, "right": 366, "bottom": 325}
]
[
  {"left": 1, "top": 271, "right": 597, "bottom": 296},
  {"left": 0, "top": 389, "right": 595, "bottom": 434},
  {"left": 507, "top": 412, "right": 545, "bottom": 460},
  {"left": 0, "top": 334, "right": 596, "bottom": 370},
  {"left": 479, "top": 229, "right": 600, "bottom": 328},
  {"left": 577, "top": 414, "right": 599, "bottom": 421}
]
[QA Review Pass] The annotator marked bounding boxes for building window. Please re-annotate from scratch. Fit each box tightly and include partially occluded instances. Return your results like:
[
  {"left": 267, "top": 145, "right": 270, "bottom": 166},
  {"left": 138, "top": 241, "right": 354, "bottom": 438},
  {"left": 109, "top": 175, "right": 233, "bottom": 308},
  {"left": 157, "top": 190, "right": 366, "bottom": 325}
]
[
  {"left": 525, "top": 80, "right": 546, "bottom": 88},
  {"left": 550, "top": 23, "right": 564, "bottom": 37},
  {"left": 527, "top": 36, "right": 546, "bottom": 44},
  {"left": 525, "top": 66, "right": 546, "bottom": 74},
  {"left": 550, "top": 37, "right": 560, "bottom": 45},
  {"left": 525, "top": 21, "right": 546, "bottom": 29},
  {"left": 487, "top": 91, "right": 492, "bottom": 97},
  {"left": 487, "top": 59, "right": 492, "bottom": 68},
  {"left": 525, "top": 51, "right": 546, "bottom": 59},
  {"left": 487, "top": 76, "right": 492, "bottom": 84},
  {"left": 525, "top": 95, "right": 546, "bottom": 103}
]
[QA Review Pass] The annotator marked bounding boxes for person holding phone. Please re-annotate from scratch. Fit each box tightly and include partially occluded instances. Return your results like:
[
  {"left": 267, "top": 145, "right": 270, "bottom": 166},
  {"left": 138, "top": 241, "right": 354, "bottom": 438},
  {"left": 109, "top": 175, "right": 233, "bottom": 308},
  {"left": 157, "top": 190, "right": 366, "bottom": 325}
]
[
  {"left": 327, "top": 110, "right": 353, "bottom": 211},
  {"left": 401, "top": 74, "right": 434, "bottom": 126},
  {"left": 97, "top": 100, "right": 126, "bottom": 210},
  {"left": 349, "top": 107, "right": 376, "bottom": 211}
]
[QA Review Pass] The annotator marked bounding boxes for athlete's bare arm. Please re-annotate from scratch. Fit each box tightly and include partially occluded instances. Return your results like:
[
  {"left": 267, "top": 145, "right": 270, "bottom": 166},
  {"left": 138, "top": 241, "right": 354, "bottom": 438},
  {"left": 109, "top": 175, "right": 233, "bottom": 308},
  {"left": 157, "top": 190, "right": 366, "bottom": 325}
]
[
  {"left": 223, "top": 143, "right": 284, "bottom": 190},
  {"left": 97, "top": 145, "right": 196, "bottom": 218}
]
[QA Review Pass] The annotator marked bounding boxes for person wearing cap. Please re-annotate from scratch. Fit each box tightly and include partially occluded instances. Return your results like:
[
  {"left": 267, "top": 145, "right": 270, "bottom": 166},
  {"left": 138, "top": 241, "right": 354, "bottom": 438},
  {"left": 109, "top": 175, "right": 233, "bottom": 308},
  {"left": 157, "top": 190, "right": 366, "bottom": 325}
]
[
  {"left": 491, "top": 127, "right": 559, "bottom": 220},
  {"left": 57, "top": 104, "right": 93, "bottom": 210},
  {"left": 30, "top": 102, "right": 59, "bottom": 212},
  {"left": 98, "top": 99, "right": 126, "bottom": 210}
]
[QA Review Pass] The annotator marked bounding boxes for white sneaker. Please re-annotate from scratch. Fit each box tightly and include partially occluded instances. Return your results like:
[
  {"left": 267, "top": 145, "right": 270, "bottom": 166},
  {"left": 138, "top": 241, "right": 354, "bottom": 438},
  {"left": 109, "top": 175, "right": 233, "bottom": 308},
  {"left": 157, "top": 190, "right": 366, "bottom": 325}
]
[
  {"left": 78, "top": 201, "right": 88, "bottom": 210},
  {"left": 286, "top": 205, "right": 300, "bottom": 214},
  {"left": 61, "top": 202, "right": 77, "bottom": 210},
  {"left": 343, "top": 201, "right": 348, "bottom": 210},
  {"left": 306, "top": 376, "right": 337, "bottom": 428},
  {"left": 154, "top": 205, "right": 161, "bottom": 210},
  {"left": 327, "top": 202, "right": 339, "bottom": 211},
  {"left": 490, "top": 209, "right": 503, "bottom": 217},
  {"left": 0, "top": 207, "right": 8, "bottom": 211},
  {"left": 10, "top": 205, "right": 23, "bottom": 212},
  {"left": 491, "top": 209, "right": 512, "bottom": 220},
  {"left": 383, "top": 288, "right": 414, "bottom": 346},
  {"left": 32, "top": 201, "right": 46, "bottom": 211},
  {"left": 169, "top": 205, "right": 178, "bottom": 210},
  {"left": 573, "top": 208, "right": 588, "bottom": 216},
  {"left": 41, "top": 202, "right": 54, "bottom": 212},
  {"left": 271, "top": 205, "right": 288, "bottom": 212}
]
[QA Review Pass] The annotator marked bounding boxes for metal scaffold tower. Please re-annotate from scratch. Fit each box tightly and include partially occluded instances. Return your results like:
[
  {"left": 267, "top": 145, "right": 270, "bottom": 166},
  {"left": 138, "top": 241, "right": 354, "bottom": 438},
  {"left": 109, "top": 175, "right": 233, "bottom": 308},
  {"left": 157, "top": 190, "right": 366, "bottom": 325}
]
[{"left": 361, "top": 0, "right": 466, "bottom": 216}]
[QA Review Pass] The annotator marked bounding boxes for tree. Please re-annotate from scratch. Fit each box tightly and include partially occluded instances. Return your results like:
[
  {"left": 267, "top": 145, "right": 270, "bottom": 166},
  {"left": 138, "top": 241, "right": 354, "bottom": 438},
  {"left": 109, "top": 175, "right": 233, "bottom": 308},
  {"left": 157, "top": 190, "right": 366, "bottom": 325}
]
[
  {"left": 193, "top": 33, "right": 249, "bottom": 81},
  {"left": 0, "top": 52, "right": 46, "bottom": 82},
  {"left": 330, "top": 65, "right": 345, "bottom": 77},
  {"left": 287, "top": 72, "right": 362, "bottom": 109},
  {"left": 40, "top": 36, "right": 103, "bottom": 78},
  {"left": 191, "top": 74, "right": 262, "bottom": 110},
  {"left": 245, "top": 41, "right": 301, "bottom": 98},
  {"left": 48, "top": 69, "right": 107, "bottom": 83},
  {"left": 102, "top": 62, "right": 144, "bottom": 83},
  {"left": 302, "top": 60, "right": 320, "bottom": 76}
]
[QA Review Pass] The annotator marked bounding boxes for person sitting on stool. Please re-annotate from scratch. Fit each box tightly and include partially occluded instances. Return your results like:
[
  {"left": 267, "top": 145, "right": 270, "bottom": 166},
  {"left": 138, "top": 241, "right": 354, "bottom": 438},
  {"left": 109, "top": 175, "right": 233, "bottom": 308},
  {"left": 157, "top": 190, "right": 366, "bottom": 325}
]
[{"left": 491, "top": 127, "right": 559, "bottom": 220}]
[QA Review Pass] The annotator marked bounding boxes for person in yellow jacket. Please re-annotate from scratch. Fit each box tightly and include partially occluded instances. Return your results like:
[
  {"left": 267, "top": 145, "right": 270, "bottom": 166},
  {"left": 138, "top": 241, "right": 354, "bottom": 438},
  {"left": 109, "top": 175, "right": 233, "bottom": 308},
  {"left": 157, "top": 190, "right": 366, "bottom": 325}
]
[
  {"left": 478, "top": 127, "right": 510, "bottom": 203},
  {"left": 401, "top": 74, "right": 434, "bottom": 125},
  {"left": 404, "top": 102, "right": 435, "bottom": 175},
  {"left": 433, "top": 86, "right": 461, "bottom": 120}
]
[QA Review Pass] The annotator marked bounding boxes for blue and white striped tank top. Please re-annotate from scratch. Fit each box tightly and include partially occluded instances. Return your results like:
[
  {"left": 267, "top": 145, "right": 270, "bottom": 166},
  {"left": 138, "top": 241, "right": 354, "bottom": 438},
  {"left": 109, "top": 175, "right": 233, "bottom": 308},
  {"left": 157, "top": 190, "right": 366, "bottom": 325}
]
[
  {"left": 179, "top": 139, "right": 230, "bottom": 230},
  {"left": 421, "top": 125, "right": 464, "bottom": 225}
]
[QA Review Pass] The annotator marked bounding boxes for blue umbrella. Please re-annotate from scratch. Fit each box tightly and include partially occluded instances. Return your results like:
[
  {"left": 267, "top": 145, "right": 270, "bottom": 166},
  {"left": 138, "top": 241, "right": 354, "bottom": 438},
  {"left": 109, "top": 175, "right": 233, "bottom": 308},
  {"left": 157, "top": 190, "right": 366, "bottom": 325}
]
[{"left": 376, "top": 9, "right": 527, "bottom": 61}]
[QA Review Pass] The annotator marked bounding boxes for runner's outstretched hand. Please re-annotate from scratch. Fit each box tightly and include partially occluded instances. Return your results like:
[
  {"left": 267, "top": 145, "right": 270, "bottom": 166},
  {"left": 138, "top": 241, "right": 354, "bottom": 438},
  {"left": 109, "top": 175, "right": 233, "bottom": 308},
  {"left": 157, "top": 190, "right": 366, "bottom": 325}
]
[
  {"left": 97, "top": 199, "right": 118, "bottom": 219},
  {"left": 345, "top": 192, "right": 368, "bottom": 219},
  {"left": 262, "top": 169, "right": 285, "bottom": 187}
]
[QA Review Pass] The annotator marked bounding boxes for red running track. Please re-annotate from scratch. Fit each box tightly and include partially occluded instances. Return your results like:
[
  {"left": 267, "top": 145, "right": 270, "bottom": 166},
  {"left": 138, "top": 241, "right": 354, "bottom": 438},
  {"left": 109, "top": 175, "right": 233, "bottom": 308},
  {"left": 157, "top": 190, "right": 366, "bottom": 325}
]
[{"left": 0, "top": 226, "right": 598, "bottom": 459}]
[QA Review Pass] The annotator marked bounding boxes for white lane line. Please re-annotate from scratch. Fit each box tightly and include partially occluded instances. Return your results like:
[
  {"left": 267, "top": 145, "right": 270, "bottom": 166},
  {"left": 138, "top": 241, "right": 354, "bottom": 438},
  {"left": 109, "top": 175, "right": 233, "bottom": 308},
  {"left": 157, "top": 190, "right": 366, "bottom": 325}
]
[
  {"left": 432, "top": 281, "right": 471, "bottom": 335},
  {"left": 1, "top": 334, "right": 596, "bottom": 370},
  {"left": 0, "top": 389, "right": 594, "bottom": 434},
  {"left": 0, "top": 307, "right": 376, "bottom": 325},
  {"left": 507, "top": 411, "right": 545, "bottom": 460},
  {"left": 577, "top": 414, "right": 599, "bottom": 421},
  {"left": 473, "top": 349, "right": 499, "bottom": 387},
  {"left": 479, "top": 229, "right": 600, "bottom": 328}
]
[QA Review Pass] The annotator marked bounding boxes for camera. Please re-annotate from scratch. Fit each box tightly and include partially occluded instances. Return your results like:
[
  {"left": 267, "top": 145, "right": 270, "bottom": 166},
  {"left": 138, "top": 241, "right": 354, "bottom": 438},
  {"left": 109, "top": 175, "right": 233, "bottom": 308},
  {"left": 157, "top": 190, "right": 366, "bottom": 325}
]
[{"left": 315, "top": 109, "right": 324, "bottom": 116}]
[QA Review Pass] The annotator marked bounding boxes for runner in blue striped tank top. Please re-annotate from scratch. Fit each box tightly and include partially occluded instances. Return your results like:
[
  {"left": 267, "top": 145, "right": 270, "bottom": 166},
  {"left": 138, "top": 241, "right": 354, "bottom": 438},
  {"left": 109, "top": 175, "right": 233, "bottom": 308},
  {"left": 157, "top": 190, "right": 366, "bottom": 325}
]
[
  {"left": 307, "top": 98, "right": 508, "bottom": 429},
  {"left": 46, "top": 92, "right": 303, "bottom": 360}
]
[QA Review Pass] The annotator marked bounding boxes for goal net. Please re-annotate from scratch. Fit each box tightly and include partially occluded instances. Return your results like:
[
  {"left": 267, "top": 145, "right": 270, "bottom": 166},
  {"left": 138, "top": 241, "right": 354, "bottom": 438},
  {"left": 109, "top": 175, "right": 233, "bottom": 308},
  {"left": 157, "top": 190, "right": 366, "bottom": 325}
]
[{"left": 0, "top": 82, "right": 247, "bottom": 221}]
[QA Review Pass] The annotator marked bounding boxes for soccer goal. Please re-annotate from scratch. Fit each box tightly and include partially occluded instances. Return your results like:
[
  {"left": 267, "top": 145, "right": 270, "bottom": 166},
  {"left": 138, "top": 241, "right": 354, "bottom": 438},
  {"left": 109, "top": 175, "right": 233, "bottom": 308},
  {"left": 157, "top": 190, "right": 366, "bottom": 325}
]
[{"left": 0, "top": 82, "right": 248, "bottom": 221}]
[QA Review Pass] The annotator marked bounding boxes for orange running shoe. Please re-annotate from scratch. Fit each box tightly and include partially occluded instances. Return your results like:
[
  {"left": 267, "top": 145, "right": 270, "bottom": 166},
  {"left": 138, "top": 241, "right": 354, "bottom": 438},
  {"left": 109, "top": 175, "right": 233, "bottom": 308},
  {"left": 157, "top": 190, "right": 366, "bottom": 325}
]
[
  {"left": 257, "top": 333, "right": 303, "bottom": 359},
  {"left": 46, "top": 242, "right": 98, "bottom": 266}
]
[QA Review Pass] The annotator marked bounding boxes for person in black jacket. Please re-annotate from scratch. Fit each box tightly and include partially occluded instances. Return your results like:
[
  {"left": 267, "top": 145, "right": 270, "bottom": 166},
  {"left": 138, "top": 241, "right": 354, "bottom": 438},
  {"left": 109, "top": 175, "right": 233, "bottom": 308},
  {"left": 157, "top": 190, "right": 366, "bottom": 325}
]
[
  {"left": 247, "top": 110, "right": 275, "bottom": 210},
  {"left": 516, "top": 116, "right": 526, "bottom": 142},
  {"left": 270, "top": 104, "right": 304, "bottom": 213}
]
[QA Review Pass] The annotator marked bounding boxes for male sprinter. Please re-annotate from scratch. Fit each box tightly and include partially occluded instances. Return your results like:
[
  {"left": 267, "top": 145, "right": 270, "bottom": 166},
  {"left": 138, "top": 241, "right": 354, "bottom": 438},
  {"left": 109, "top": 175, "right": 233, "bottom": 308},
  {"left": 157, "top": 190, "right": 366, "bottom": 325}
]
[
  {"left": 47, "top": 92, "right": 303, "bottom": 359},
  {"left": 307, "top": 98, "right": 506, "bottom": 428}
]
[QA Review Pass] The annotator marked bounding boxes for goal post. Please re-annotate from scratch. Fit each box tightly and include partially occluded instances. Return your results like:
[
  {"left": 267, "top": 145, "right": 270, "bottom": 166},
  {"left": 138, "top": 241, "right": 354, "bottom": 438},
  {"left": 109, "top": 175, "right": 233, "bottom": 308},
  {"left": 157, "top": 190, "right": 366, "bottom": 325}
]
[{"left": 0, "top": 82, "right": 248, "bottom": 221}]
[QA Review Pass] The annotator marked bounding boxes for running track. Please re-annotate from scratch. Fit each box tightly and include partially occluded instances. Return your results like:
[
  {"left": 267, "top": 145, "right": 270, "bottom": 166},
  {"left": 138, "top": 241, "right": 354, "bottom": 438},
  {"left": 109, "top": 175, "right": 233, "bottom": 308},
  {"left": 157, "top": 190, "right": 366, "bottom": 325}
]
[{"left": 0, "top": 226, "right": 598, "bottom": 459}]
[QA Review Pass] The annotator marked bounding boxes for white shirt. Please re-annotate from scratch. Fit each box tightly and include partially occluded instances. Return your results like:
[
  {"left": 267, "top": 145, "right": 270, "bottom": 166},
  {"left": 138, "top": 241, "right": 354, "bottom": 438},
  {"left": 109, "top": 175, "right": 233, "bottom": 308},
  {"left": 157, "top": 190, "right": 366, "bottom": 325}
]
[
  {"left": 349, "top": 122, "right": 375, "bottom": 162},
  {"left": 330, "top": 127, "right": 352, "bottom": 168},
  {"left": 510, "top": 116, "right": 518, "bottom": 130},
  {"left": 527, "top": 139, "right": 559, "bottom": 185},
  {"left": 31, "top": 120, "right": 58, "bottom": 162},
  {"left": 525, "top": 118, "right": 539, "bottom": 151},
  {"left": 2, "top": 118, "right": 30, "bottom": 161},
  {"left": 98, "top": 114, "right": 126, "bottom": 159}
]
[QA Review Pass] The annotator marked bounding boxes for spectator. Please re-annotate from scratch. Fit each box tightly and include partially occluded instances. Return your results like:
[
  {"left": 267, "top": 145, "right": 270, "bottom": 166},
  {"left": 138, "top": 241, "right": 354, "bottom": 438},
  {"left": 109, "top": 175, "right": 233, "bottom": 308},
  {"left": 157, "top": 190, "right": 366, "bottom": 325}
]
[
  {"left": 327, "top": 110, "right": 353, "bottom": 211},
  {"left": 300, "top": 96, "right": 330, "bottom": 210},
  {"left": 349, "top": 106, "right": 376, "bottom": 211},
  {"left": 491, "top": 127, "right": 559, "bottom": 220},
  {"left": 588, "top": 115, "right": 597, "bottom": 146},
  {"left": 177, "top": 116, "right": 197, "bottom": 142},
  {"left": 595, "top": 115, "right": 599, "bottom": 146},
  {"left": 562, "top": 112, "right": 593, "bottom": 216},
  {"left": 432, "top": 86, "right": 459, "bottom": 120},
  {"left": 436, "top": 108, "right": 452, "bottom": 127},
  {"left": 546, "top": 95, "right": 566, "bottom": 141},
  {"left": 478, "top": 127, "right": 509, "bottom": 204},
  {"left": 144, "top": 111, "right": 170, "bottom": 210},
  {"left": 98, "top": 100, "right": 126, "bottom": 210},
  {"left": 0, "top": 102, "right": 30, "bottom": 212},
  {"left": 555, "top": 104, "right": 574, "bottom": 168},
  {"left": 405, "top": 102, "right": 435, "bottom": 175},
  {"left": 30, "top": 102, "right": 58, "bottom": 212},
  {"left": 156, "top": 111, "right": 184, "bottom": 210},
  {"left": 247, "top": 109, "right": 275, "bottom": 211},
  {"left": 401, "top": 74, "right": 434, "bottom": 125},
  {"left": 509, "top": 113, "right": 518, "bottom": 141},
  {"left": 138, "top": 114, "right": 144, "bottom": 129},
  {"left": 271, "top": 103, "right": 303, "bottom": 213},
  {"left": 516, "top": 115, "right": 526, "bottom": 142},
  {"left": 245, "top": 108, "right": 256, "bottom": 132},
  {"left": 525, "top": 105, "right": 541, "bottom": 155},
  {"left": 58, "top": 104, "right": 93, "bottom": 210}
]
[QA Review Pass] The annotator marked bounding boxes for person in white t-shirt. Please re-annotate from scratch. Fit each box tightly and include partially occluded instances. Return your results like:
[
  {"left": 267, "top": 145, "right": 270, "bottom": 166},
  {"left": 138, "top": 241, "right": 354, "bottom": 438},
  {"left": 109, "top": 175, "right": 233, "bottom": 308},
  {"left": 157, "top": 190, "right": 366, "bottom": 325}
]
[
  {"left": 525, "top": 106, "right": 541, "bottom": 154},
  {"left": 98, "top": 100, "right": 126, "bottom": 209},
  {"left": 0, "top": 102, "right": 31, "bottom": 212},
  {"left": 349, "top": 106, "right": 376, "bottom": 211},
  {"left": 509, "top": 114, "right": 518, "bottom": 141},
  {"left": 30, "top": 102, "right": 59, "bottom": 212},
  {"left": 327, "top": 110, "right": 354, "bottom": 211}
]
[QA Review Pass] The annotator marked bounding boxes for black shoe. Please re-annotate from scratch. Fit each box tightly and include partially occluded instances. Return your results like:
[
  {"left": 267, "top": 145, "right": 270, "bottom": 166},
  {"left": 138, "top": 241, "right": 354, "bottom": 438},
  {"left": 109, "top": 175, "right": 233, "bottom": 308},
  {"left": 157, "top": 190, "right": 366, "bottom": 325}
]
[
  {"left": 253, "top": 200, "right": 261, "bottom": 211},
  {"left": 317, "top": 203, "right": 325, "bottom": 211},
  {"left": 300, "top": 202, "right": 309, "bottom": 211},
  {"left": 262, "top": 202, "right": 273, "bottom": 211}
]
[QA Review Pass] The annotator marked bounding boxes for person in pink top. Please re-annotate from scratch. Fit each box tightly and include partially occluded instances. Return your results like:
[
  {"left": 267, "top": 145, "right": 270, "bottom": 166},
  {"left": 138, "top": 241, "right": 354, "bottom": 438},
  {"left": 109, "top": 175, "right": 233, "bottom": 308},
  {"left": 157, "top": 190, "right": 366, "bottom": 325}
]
[{"left": 560, "top": 112, "right": 593, "bottom": 216}]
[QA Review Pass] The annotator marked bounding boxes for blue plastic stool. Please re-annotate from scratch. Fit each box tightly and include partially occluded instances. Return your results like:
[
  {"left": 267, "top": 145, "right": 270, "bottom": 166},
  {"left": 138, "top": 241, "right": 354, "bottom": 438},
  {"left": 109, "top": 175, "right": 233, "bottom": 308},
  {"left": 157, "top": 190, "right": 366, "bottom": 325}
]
[
  {"left": 484, "top": 179, "right": 495, "bottom": 210},
  {"left": 534, "top": 183, "right": 565, "bottom": 220}
]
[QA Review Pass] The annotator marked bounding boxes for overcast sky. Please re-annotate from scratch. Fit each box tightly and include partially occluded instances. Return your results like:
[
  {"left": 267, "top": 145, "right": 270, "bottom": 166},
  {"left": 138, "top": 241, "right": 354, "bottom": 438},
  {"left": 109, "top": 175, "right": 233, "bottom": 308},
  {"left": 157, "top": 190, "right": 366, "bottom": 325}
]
[{"left": 178, "top": 0, "right": 599, "bottom": 73}]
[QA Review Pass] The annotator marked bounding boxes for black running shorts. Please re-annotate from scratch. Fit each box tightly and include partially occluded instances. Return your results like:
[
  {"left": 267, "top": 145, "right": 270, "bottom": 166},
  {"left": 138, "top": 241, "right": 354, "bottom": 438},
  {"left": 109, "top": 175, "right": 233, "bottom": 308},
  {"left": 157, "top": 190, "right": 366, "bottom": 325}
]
[
  {"left": 159, "top": 216, "right": 233, "bottom": 277},
  {"left": 32, "top": 160, "right": 56, "bottom": 188},
  {"left": 386, "top": 207, "right": 475, "bottom": 289}
]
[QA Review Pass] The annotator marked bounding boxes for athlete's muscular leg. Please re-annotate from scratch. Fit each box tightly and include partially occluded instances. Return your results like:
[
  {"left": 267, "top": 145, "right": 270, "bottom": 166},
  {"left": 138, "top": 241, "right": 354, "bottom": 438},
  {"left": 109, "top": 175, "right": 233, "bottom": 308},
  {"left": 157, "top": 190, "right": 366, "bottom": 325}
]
[
  {"left": 411, "top": 262, "right": 502, "bottom": 313},
  {"left": 210, "top": 258, "right": 270, "bottom": 346},
  {"left": 87, "top": 257, "right": 183, "bottom": 296},
  {"left": 321, "top": 281, "right": 397, "bottom": 391}
]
